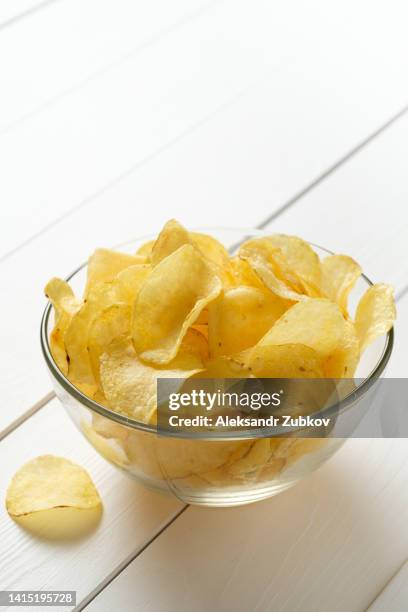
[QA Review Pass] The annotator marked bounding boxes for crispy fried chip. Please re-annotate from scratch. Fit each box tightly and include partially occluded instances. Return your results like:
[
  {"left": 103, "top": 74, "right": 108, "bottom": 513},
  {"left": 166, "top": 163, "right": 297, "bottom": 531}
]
[
  {"left": 248, "top": 343, "right": 324, "bottom": 378},
  {"left": 196, "top": 353, "right": 252, "bottom": 378},
  {"left": 45, "top": 278, "right": 81, "bottom": 375},
  {"left": 85, "top": 248, "right": 142, "bottom": 296},
  {"left": 100, "top": 334, "right": 203, "bottom": 422},
  {"left": 267, "top": 234, "right": 321, "bottom": 296},
  {"left": 239, "top": 238, "right": 308, "bottom": 302},
  {"left": 65, "top": 282, "right": 117, "bottom": 396},
  {"left": 81, "top": 421, "right": 129, "bottom": 467},
  {"left": 355, "top": 283, "right": 396, "bottom": 352},
  {"left": 191, "top": 232, "right": 235, "bottom": 286},
  {"left": 132, "top": 244, "right": 222, "bottom": 364},
  {"left": 113, "top": 264, "right": 151, "bottom": 304},
  {"left": 6, "top": 456, "right": 101, "bottom": 517},
  {"left": 135, "top": 239, "right": 155, "bottom": 259},
  {"left": 323, "top": 319, "right": 360, "bottom": 377},
  {"left": 321, "top": 254, "right": 361, "bottom": 314},
  {"left": 151, "top": 219, "right": 192, "bottom": 266},
  {"left": 208, "top": 287, "right": 290, "bottom": 357},
  {"left": 257, "top": 299, "right": 346, "bottom": 360},
  {"left": 230, "top": 256, "right": 264, "bottom": 289},
  {"left": 228, "top": 439, "right": 271, "bottom": 476},
  {"left": 88, "top": 303, "right": 131, "bottom": 385}
]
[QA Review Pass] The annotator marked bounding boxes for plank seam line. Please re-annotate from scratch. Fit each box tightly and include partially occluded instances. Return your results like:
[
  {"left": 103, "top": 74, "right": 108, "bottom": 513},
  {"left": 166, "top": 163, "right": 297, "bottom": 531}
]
[
  {"left": 0, "top": 390, "right": 55, "bottom": 442},
  {"left": 0, "top": 0, "right": 62, "bottom": 33},
  {"left": 0, "top": 0, "right": 223, "bottom": 138},
  {"left": 364, "top": 559, "right": 408, "bottom": 611},
  {"left": 256, "top": 103, "right": 408, "bottom": 229},
  {"left": 74, "top": 504, "right": 189, "bottom": 611}
]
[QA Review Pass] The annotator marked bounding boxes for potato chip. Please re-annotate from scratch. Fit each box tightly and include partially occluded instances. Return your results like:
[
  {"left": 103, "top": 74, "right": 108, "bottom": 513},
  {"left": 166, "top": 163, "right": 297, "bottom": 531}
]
[
  {"left": 196, "top": 353, "right": 252, "bottom": 378},
  {"left": 191, "top": 232, "right": 235, "bottom": 286},
  {"left": 323, "top": 319, "right": 360, "bottom": 377},
  {"left": 81, "top": 421, "right": 129, "bottom": 467},
  {"left": 85, "top": 248, "right": 142, "bottom": 297},
  {"left": 321, "top": 254, "right": 361, "bottom": 314},
  {"left": 6, "top": 456, "right": 101, "bottom": 517},
  {"left": 355, "top": 283, "right": 396, "bottom": 352},
  {"left": 257, "top": 299, "right": 345, "bottom": 360},
  {"left": 208, "top": 286, "right": 290, "bottom": 357},
  {"left": 135, "top": 239, "right": 155, "bottom": 259},
  {"left": 113, "top": 264, "right": 151, "bottom": 305},
  {"left": 45, "top": 278, "right": 81, "bottom": 375},
  {"left": 132, "top": 244, "right": 222, "bottom": 364},
  {"left": 248, "top": 343, "right": 324, "bottom": 378},
  {"left": 100, "top": 334, "right": 203, "bottom": 422},
  {"left": 88, "top": 303, "right": 131, "bottom": 385},
  {"left": 151, "top": 219, "right": 192, "bottom": 266},
  {"left": 91, "top": 412, "right": 129, "bottom": 442},
  {"left": 228, "top": 439, "right": 271, "bottom": 476},
  {"left": 239, "top": 239, "right": 308, "bottom": 302},
  {"left": 181, "top": 327, "right": 209, "bottom": 364},
  {"left": 230, "top": 256, "right": 264, "bottom": 289},
  {"left": 267, "top": 234, "right": 321, "bottom": 296},
  {"left": 65, "top": 282, "right": 117, "bottom": 396}
]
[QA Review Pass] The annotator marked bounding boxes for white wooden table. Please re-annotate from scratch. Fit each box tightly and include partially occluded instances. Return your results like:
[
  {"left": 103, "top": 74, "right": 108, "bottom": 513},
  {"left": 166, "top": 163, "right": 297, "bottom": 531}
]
[{"left": 1, "top": 1, "right": 408, "bottom": 610}]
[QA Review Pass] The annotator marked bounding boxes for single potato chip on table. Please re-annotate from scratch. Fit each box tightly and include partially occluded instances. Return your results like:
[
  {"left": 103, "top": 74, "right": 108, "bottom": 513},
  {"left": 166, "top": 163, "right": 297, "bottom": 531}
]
[{"left": 6, "top": 455, "right": 101, "bottom": 517}]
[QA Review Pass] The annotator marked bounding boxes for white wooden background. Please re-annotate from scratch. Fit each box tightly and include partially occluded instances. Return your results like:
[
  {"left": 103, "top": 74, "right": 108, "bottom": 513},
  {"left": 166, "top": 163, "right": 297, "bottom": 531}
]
[{"left": 0, "top": 1, "right": 407, "bottom": 610}]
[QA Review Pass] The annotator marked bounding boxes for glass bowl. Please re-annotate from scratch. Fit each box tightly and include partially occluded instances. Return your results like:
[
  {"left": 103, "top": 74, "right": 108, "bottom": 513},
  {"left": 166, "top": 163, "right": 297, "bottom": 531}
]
[{"left": 40, "top": 228, "right": 393, "bottom": 507}]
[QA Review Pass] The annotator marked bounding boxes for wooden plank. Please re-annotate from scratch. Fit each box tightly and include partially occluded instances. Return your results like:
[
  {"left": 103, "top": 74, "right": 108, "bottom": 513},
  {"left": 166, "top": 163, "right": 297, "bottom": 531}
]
[
  {"left": 85, "top": 437, "right": 408, "bottom": 612},
  {"left": 0, "top": 0, "right": 208, "bottom": 130},
  {"left": 261, "top": 110, "right": 408, "bottom": 296},
  {"left": 0, "top": 0, "right": 56, "bottom": 28},
  {"left": 368, "top": 561, "right": 408, "bottom": 611},
  {"left": 0, "top": 398, "right": 184, "bottom": 603},
  {"left": 2, "top": 0, "right": 408, "bottom": 259}
]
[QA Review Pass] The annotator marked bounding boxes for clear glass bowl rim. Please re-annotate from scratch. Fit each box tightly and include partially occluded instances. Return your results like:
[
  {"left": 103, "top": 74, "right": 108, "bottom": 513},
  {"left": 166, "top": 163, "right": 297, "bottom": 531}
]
[{"left": 40, "top": 227, "right": 394, "bottom": 438}]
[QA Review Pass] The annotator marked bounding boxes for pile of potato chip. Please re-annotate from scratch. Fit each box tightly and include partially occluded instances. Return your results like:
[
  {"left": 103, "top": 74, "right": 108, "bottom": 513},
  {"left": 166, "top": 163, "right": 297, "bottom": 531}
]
[
  {"left": 43, "top": 220, "right": 396, "bottom": 490},
  {"left": 46, "top": 218, "right": 396, "bottom": 423}
]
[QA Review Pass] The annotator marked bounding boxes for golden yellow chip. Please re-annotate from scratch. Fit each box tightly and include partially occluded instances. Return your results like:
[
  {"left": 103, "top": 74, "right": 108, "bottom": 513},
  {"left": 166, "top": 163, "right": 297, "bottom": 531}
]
[
  {"left": 135, "top": 239, "right": 155, "bottom": 256},
  {"left": 239, "top": 238, "right": 308, "bottom": 302},
  {"left": 6, "top": 456, "right": 101, "bottom": 517},
  {"left": 88, "top": 303, "right": 131, "bottom": 385},
  {"left": 267, "top": 234, "right": 321, "bottom": 296},
  {"left": 151, "top": 219, "right": 192, "bottom": 266},
  {"left": 230, "top": 256, "right": 264, "bottom": 289},
  {"left": 257, "top": 299, "right": 346, "bottom": 360},
  {"left": 65, "top": 282, "right": 117, "bottom": 396},
  {"left": 113, "top": 264, "right": 151, "bottom": 304},
  {"left": 100, "top": 334, "right": 203, "bottom": 422},
  {"left": 321, "top": 254, "right": 361, "bottom": 314},
  {"left": 208, "top": 286, "right": 290, "bottom": 357},
  {"left": 196, "top": 353, "right": 252, "bottom": 378},
  {"left": 323, "top": 319, "right": 360, "bottom": 378},
  {"left": 228, "top": 439, "right": 271, "bottom": 477},
  {"left": 45, "top": 278, "right": 81, "bottom": 375},
  {"left": 132, "top": 244, "right": 222, "bottom": 364},
  {"left": 81, "top": 421, "right": 129, "bottom": 467},
  {"left": 91, "top": 413, "right": 129, "bottom": 441},
  {"left": 85, "top": 248, "right": 142, "bottom": 297},
  {"left": 190, "top": 232, "right": 235, "bottom": 286},
  {"left": 248, "top": 343, "right": 324, "bottom": 378},
  {"left": 355, "top": 283, "right": 396, "bottom": 352}
]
